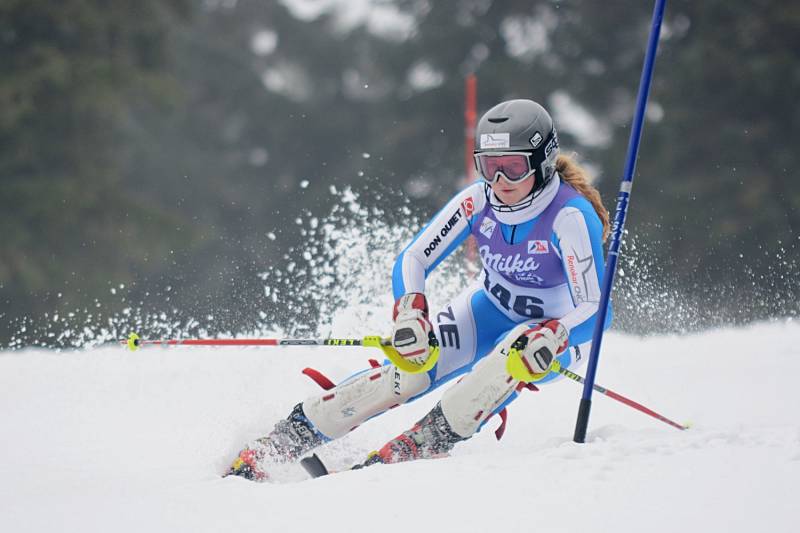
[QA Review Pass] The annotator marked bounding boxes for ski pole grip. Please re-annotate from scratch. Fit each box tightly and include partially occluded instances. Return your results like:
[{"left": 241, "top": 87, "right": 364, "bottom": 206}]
[{"left": 363, "top": 336, "right": 439, "bottom": 374}]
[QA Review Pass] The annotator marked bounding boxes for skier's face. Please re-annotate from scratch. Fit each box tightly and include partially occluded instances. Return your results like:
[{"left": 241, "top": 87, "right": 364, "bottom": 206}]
[
  {"left": 474, "top": 152, "right": 536, "bottom": 205},
  {"left": 490, "top": 178, "right": 533, "bottom": 205}
]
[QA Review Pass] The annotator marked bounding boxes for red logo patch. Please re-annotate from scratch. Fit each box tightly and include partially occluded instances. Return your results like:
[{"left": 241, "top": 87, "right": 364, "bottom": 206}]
[
  {"left": 528, "top": 240, "right": 549, "bottom": 254},
  {"left": 461, "top": 198, "right": 474, "bottom": 219}
]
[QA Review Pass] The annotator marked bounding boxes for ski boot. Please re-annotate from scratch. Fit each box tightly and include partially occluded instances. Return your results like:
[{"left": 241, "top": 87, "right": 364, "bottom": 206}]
[
  {"left": 354, "top": 402, "right": 466, "bottom": 468},
  {"left": 300, "top": 403, "right": 466, "bottom": 478},
  {"left": 226, "top": 403, "right": 326, "bottom": 481}
]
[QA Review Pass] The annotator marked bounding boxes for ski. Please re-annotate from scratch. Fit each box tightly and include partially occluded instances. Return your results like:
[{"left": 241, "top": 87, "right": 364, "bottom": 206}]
[
  {"left": 300, "top": 453, "right": 331, "bottom": 478},
  {"left": 300, "top": 452, "right": 385, "bottom": 479}
]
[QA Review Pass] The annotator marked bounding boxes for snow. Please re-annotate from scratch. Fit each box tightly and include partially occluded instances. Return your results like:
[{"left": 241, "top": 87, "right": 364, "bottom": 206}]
[{"left": 1, "top": 321, "right": 799, "bottom": 532}]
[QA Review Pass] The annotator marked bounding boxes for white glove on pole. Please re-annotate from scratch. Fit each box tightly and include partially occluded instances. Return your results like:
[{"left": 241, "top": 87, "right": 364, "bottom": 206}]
[
  {"left": 391, "top": 293, "right": 437, "bottom": 367},
  {"left": 507, "top": 320, "right": 569, "bottom": 382}
]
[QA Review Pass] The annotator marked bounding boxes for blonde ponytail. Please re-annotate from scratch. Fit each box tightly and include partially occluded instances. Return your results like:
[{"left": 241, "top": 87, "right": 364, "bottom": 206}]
[{"left": 555, "top": 154, "right": 610, "bottom": 241}]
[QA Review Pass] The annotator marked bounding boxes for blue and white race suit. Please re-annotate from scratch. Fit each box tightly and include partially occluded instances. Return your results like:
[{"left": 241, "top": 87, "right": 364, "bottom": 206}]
[{"left": 302, "top": 175, "right": 611, "bottom": 440}]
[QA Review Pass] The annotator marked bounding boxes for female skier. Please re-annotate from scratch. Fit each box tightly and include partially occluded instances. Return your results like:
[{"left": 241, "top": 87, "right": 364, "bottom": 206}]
[{"left": 228, "top": 99, "right": 611, "bottom": 480}]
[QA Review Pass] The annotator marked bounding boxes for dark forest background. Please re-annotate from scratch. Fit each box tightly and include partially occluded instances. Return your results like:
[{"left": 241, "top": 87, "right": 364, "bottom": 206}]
[{"left": 1, "top": 0, "right": 798, "bottom": 347}]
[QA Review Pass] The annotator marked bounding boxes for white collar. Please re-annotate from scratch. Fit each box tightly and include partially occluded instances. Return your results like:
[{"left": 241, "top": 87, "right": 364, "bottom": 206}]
[{"left": 488, "top": 174, "right": 561, "bottom": 225}]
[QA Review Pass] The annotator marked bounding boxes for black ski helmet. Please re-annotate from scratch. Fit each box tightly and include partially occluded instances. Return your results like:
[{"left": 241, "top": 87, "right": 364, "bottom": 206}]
[{"left": 474, "top": 99, "right": 560, "bottom": 199}]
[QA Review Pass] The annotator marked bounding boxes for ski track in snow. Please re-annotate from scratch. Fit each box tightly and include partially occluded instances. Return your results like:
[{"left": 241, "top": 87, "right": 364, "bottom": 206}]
[{"left": 1, "top": 321, "right": 799, "bottom": 533}]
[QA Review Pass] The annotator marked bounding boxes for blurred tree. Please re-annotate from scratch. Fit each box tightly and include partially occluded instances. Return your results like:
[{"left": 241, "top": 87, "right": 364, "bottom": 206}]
[
  {"left": 634, "top": 0, "right": 800, "bottom": 280},
  {"left": 1, "top": 0, "right": 797, "bottom": 345},
  {"left": 0, "top": 0, "right": 192, "bottom": 341}
]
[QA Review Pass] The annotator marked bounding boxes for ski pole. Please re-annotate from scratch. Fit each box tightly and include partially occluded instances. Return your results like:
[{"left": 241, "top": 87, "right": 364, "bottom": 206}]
[
  {"left": 122, "top": 332, "right": 381, "bottom": 350},
  {"left": 121, "top": 333, "right": 440, "bottom": 373},
  {"left": 556, "top": 364, "right": 688, "bottom": 431}
]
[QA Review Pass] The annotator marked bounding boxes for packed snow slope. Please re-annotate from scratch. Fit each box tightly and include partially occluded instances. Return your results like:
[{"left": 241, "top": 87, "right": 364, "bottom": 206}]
[{"left": 1, "top": 321, "right": 798, "bottom": 533}]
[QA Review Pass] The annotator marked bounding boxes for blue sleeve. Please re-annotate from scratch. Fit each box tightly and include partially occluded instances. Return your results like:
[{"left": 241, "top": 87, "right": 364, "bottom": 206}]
[
  {"left": 391, "top": 183, "right": 482, "bottom": 299},
  {"left": 392, "top": 224, "right": 471, "bottom": 299}
]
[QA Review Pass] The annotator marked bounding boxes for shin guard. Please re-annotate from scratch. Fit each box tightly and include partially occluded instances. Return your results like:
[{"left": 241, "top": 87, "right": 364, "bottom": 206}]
[
  {"left": 302, "top": 364, "right": 431, "bottom": 439},
  {"left": 440, "top": 338, "right": 519, "bottom": 439}
]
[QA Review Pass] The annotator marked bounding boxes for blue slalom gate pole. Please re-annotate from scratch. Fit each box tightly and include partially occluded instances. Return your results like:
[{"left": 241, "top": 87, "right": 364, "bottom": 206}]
[{"left": 573, "top": 0, "right": 668, "bottom": 443}]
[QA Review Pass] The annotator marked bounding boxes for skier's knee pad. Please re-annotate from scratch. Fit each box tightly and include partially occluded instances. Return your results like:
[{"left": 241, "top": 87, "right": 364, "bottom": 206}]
[
  {"left": 440, "top": 327, "right": 523, "bottom": 438},
  {"left": 302, "top": 365, "right": 431, "bottom": 439}
]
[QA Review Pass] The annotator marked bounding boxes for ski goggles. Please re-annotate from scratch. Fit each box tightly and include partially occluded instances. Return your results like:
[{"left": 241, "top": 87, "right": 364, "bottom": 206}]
[{"left": 474, "top": 152, "right": 536, "bottom": 184}]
